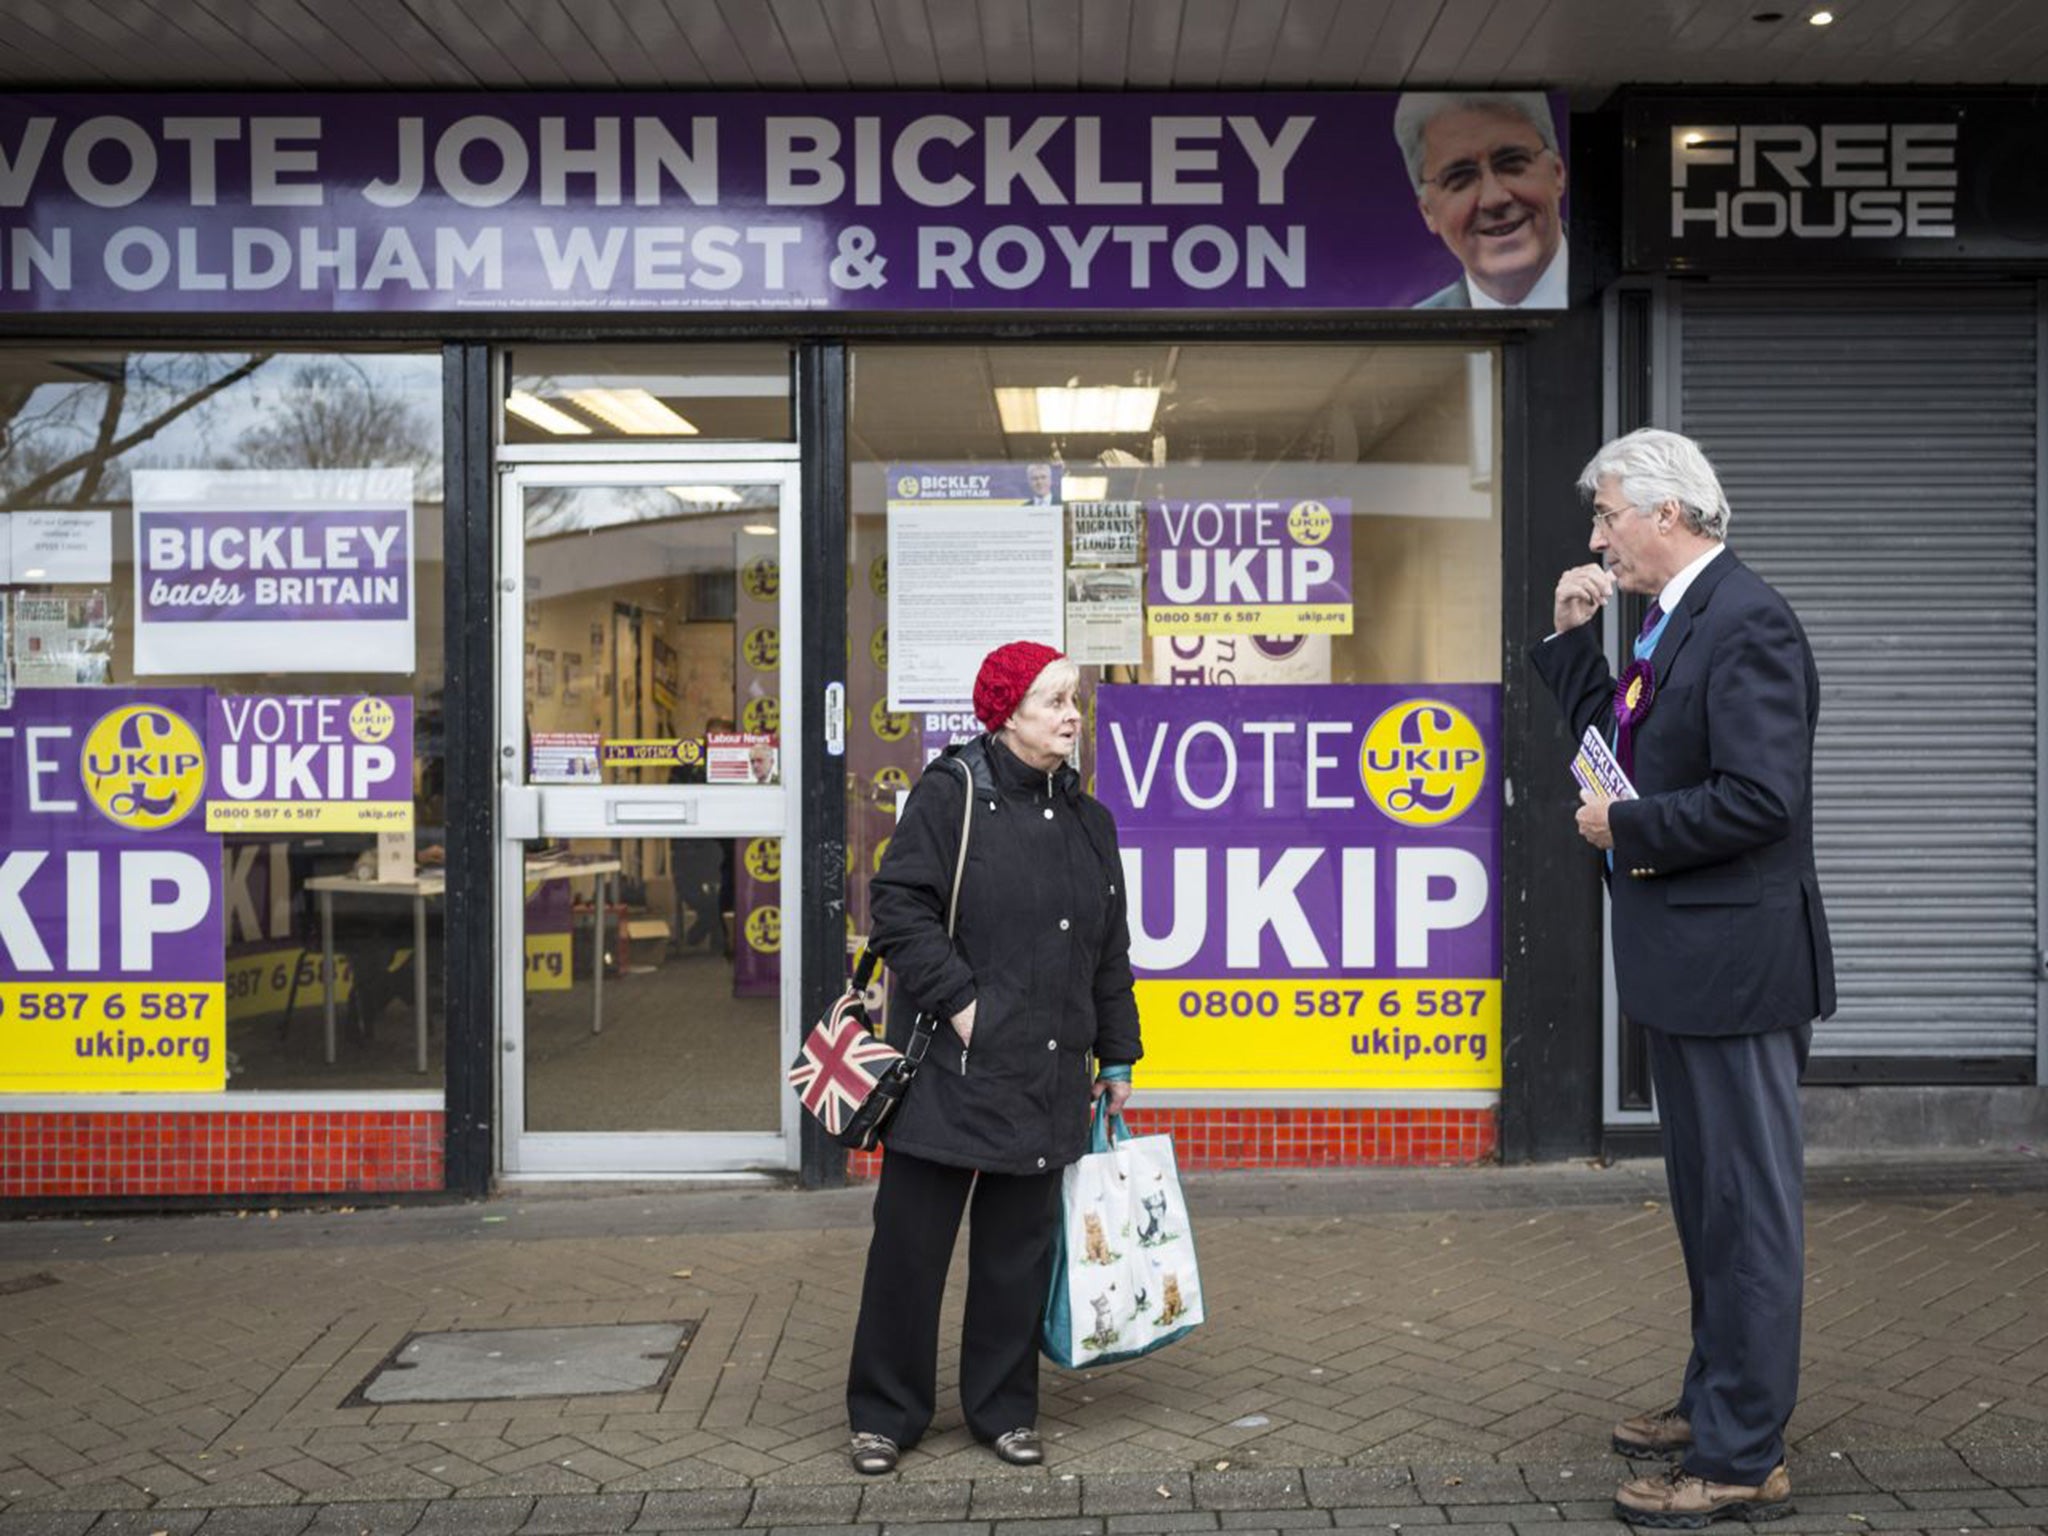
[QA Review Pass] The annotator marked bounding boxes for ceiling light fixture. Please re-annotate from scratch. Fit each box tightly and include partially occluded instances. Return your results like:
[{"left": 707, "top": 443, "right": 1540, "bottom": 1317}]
[
  {"left": 994, "top": 385, "right": 1161, "bottom": 435},
  {"left": 666, "top": 485, "right": 744, "bottom": 505},
  {"left": 742, "top": 522, "right": 778, "bottom": 536},
  {"left": 1682, "top": 132, "right": 1706, "bottom": 146},
  {"left": 1060, "top": 475, "right": 1110, "bottom": 502},
  {"left": 505, "top": 390, "right": 593, "bottom": 436},
  {"left": 1808, "top": 8, "right": 1834, "bottom": 22},
  {"left": 568, "top": 387, "right": 700, "bottom": 435}
]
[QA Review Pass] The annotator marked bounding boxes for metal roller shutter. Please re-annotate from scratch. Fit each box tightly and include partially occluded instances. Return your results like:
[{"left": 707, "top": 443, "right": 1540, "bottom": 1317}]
[{"left": 1679, "top": 285, "right": 2038, "bottom": 1061}]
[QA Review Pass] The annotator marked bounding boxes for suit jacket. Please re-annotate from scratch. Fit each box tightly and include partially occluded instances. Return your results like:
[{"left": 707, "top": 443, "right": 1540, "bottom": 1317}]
[
  {"left": 1528, "top": 551, "right": 1836, "bottom": 1036},
  {"left": 1415, "top": 278, "right": 1469, "bottom": 309}
]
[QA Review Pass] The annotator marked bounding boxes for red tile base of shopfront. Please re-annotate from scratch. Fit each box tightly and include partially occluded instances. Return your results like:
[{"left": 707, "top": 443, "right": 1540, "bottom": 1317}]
[
  {"left": 0, "top": 1112, "right": 444, "bottom": 1198},
  {"left": 847, "top": 1107, "right": 1497, "bottom": 1180}
]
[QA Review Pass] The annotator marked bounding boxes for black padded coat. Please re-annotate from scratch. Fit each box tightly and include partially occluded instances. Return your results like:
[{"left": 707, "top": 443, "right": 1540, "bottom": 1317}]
[{"left": 868, "top": 733, "right": 1143, "bottom": 1175}]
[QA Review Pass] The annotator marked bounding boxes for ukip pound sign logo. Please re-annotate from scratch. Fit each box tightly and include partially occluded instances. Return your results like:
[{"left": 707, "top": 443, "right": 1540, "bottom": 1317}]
[
  {"left": 1359, "top": 699, "right": 1487, "bottom": 829},
  {"left": 745, "top": 905, "right": 783, "bottom": 954},
  {"left": 82, "top": 704, "right": 208, "bottom": 831}
]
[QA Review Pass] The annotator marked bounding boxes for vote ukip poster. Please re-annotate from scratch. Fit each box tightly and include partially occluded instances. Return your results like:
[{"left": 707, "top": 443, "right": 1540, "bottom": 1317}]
[
  {"left": 1146, "top": 495, "right": 1354, "bottom": 636},
  {"left": 0, "top": 688, "right": 227, "bottom": 1092},
  {"left": 1096, "top": 683, "right": 1500, "bottom": 1092}
]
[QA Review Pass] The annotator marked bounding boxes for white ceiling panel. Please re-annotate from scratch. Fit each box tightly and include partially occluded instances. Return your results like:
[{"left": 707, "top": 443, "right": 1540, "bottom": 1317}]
[{"left": 0, "top": 0, "right": 2034, "bottom": 99}]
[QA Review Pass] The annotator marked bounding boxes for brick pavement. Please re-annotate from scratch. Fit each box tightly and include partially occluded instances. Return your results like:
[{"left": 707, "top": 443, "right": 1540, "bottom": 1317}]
[{"left": 0, "top": 1153, "right": 2043, "bottom": 1534}]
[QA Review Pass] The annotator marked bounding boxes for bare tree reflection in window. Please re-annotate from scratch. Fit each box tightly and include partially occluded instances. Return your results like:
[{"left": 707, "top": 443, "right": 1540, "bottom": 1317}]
[{"left": 0, "top": 353, "right": 274, "bottom": 509}]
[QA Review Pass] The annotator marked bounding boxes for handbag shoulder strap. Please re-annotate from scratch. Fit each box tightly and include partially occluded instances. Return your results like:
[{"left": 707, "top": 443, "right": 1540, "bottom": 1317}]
[
  {"left": 942, "top": 754, "right": 975, "bottom": 936},
  {"left": 849, "top": 753, "right": 976, "bottom": 997}
]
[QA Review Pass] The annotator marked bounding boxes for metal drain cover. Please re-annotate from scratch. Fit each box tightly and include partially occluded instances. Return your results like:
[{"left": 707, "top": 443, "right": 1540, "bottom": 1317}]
[{"left": 350, "top": 1321, "right": 696, "bottom": 1404}]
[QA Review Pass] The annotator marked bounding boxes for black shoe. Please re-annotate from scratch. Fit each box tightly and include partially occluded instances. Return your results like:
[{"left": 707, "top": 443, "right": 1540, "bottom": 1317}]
[
  {"left": 849, "top": 1432, "right": 898, "bottom": 1475},
  {"left": 992, "top": 1428, "right": 1043, "bottom": 1466}
]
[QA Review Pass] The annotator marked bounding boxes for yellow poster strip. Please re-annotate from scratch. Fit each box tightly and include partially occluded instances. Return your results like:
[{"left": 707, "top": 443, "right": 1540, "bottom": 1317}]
[
  {"left": 207, "top": 799, "right": 413, "bottom": 831},
  {"left": 525, "top": 933, "right": 572, "bottom": 991},
  {"left": 1145, "top": 604, "right": 1354, "bottom": 635},
  {"left": 1131, "top": 979, "right": 1501, "bottom": 1091},
  {"left": 0, "top": 981, "right": 228, "bottom": 1092},
  {"left": 223, "top": 946, "right": 359, "bottom": 1022}
]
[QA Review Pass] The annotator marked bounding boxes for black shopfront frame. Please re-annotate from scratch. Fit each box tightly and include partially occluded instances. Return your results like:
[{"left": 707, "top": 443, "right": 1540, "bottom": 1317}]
[{"left": 0, "top": 296, "right": 1609, "bottom": 1197}]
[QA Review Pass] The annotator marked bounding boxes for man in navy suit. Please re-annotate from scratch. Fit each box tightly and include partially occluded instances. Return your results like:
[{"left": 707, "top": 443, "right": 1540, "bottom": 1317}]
[{"left": 1530, "top": 429, "right": 1835, "bottom": 1528}]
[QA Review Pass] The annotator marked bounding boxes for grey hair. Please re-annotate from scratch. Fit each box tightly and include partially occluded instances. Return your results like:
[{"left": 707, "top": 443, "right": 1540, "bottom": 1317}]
[
  {"left": 1577, "top": 428, "right": 1731, "bottom": 540},
  {"left": 1020, "top": 656, "right": 1080, "bottom": 705},
  {"left": 1392, "top": 91, "right": 1560, "bottom": 191}
]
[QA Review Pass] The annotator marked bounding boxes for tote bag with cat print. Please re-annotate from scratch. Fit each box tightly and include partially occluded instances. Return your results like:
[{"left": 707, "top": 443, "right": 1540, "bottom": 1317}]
[{"left": 1041, "top": 1104, "right": 1205, "bottom": 1368}]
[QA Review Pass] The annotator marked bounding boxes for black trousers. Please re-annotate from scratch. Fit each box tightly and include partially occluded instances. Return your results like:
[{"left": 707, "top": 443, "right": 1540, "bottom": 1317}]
[
  {"left": 1648, "top": 1023, "right": 1811, "bottom": 1486},
  {"left": 846, "top": 1147, "right": 1062, "bottom": 1447}
]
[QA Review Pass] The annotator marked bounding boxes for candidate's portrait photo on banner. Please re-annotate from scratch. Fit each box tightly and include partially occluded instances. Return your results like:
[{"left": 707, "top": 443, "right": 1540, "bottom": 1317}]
[{"left": 1392, "top": 91, "right": 1570, "bottom": 311}]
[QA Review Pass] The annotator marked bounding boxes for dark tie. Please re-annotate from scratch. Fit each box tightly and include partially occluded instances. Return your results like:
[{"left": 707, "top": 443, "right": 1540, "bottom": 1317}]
[{"left": 1634, "top": 601, "right": 1665, "bottom": 660}]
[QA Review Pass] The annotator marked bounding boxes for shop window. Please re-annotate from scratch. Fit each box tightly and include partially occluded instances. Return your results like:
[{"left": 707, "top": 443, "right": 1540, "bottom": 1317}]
[
  {"left": 845, "top": 343, "right": 1502, "bottom": 1097},
  {"left": 504, "top": 344, "right": 794, "bottom": 444},
  {"left": 0, "top": 348, "right": 445, "bottom": 1094}
]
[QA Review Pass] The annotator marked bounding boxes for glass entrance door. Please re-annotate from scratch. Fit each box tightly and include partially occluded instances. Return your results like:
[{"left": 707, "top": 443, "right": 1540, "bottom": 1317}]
[{"left": 496, "top": 456, "right": 799, "bottom": 1175}]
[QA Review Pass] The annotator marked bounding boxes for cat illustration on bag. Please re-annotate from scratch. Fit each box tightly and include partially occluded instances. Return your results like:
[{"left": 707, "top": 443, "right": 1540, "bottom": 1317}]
[
  {"left": 1136, "top": 1189, "right": 1177, "bottom": 1246},
  {"left": 1082, "top": 1291, "right": 1121, "bottom": 1350},
  {"left": 1155, "top": 1273, "right": 1186, "bottom": 1326},
  {"left": 1082, "top": 1211, "right": 1118, "bottom": 1264}
]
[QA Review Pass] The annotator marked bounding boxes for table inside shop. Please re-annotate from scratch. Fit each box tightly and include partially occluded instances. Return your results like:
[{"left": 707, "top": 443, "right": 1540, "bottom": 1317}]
[{"left": 305, "top": 855, "right": 625, "bottom": 1073}]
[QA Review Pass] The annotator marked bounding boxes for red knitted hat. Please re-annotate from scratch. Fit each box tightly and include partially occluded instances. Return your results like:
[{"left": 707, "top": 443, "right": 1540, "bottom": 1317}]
[{"left": 973, "top": 640, "right": 1065, "bottom": 732}]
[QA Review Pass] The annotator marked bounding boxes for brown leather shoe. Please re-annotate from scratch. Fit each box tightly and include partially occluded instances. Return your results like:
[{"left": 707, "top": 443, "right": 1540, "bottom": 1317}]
[
  {"left": 1613, "top": 1464, "right": 1793, "bottom": 1528},
  {"left": 1613, "top": 1406, "right": 1694, "bottom": 1456}
]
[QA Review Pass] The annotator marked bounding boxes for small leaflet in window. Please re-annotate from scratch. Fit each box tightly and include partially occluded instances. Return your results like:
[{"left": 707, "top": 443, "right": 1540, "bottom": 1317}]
[
  {"left": 708, "top": 730, "right": 778, "bottom": 785},
  {"left": 1065, "top": 566, "right": 1143, "bottom": 667},
  {"left": 0, "top": 594, "right": 13, "bottom": 710},
  {"left": 13, "top": 591, "right": 112, "bottom": 688},
  {"left": 1067, "top": 501, "right": 1141, "bottom": 565},
  {"left": 531, "top": 731, "right": 602, "bottom": 784}
]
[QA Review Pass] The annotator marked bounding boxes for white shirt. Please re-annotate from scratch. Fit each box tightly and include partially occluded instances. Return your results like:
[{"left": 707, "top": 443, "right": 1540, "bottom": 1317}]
[
  {"left": 1467, "top": 243, "right": 1569, "bottom": 311},
  {"left": 1654, "top": 544, "right": 1726, "bottom": 621}
]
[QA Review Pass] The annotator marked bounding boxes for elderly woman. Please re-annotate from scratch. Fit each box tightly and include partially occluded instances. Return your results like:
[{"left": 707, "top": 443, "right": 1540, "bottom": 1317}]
[{"left": 846, "top": 640, "right": 1141, "bottom": 1475}]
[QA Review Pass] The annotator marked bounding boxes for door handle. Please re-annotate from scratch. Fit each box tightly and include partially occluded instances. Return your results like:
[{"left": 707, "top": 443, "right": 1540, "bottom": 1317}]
[{"left": 608, "top": 801, "right": 696, "bottom": 825}]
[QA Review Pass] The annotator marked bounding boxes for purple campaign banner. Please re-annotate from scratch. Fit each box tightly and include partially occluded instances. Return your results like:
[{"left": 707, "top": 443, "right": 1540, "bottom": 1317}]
[
  {"left": 0, "top": 688, "right": 222, "bottom": 985},
  {"left": 1095, "top": 683, "right": 1500, "bottom": 979},
  {"left": 139, "top": 508, "right": 410, "bottom": 624},
  {"left": 889, "top": 463, "right": 1060, "bottom": 502},
  {"left": 0, "top": 93, "right": 1566, "bottom": 314}
]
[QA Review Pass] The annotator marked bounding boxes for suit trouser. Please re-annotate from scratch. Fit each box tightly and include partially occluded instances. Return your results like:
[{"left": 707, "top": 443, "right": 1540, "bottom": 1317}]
[
  {"left": 846, "top": 1147, "right": 1063, "bottom": 1447},
  {"left": 1648, "top": 1022, "right": 1811, "bottom": 1486}
]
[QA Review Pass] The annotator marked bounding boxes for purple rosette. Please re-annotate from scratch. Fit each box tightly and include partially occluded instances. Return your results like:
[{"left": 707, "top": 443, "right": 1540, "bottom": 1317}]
[{"left": 1612, "top": 659, "right": 1657, "bottom": 778}]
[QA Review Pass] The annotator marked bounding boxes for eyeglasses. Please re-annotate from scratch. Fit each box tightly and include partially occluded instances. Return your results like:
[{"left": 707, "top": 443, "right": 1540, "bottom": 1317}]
[
  {"left": 1589, "top": 503, "right": 1635, "bottom": 531},
  {"left": 1421, "top": 144, "right": 1551, "bottom": 197}
]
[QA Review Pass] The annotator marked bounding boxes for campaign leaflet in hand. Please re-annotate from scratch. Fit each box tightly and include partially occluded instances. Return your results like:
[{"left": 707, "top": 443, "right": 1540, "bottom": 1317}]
[{"left": 1572, "top": 725, "right": 1637, "bottom": 803}]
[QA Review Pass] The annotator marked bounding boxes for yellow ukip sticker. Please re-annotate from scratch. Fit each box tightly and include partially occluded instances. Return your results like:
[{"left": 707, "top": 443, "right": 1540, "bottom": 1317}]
[
  {"left": 871, "top": 700, "right": 911, "bottom": 742},
  {"left": 745, "top": 905, "right": 783, "bottom": 954},
  {"left": 1286, "top": 499, "right": 1334, "bottom": 546},
  {"left": 744, "top": 837, "right": 782, "bottom": 882},
  {"left": 741, "top": 555, "right": 780, "bottom": 601}
]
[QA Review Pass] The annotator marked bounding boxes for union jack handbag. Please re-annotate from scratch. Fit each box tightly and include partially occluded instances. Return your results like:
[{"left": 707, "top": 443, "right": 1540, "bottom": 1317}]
[{"left": 788, "top": 757, "right": 973, "bottom": 1150}]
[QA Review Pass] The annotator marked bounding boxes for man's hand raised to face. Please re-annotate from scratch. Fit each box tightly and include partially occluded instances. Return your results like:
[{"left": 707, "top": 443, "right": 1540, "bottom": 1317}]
[{"left": 1553, "top": 563, "right": 1616, "bottom": 633}]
